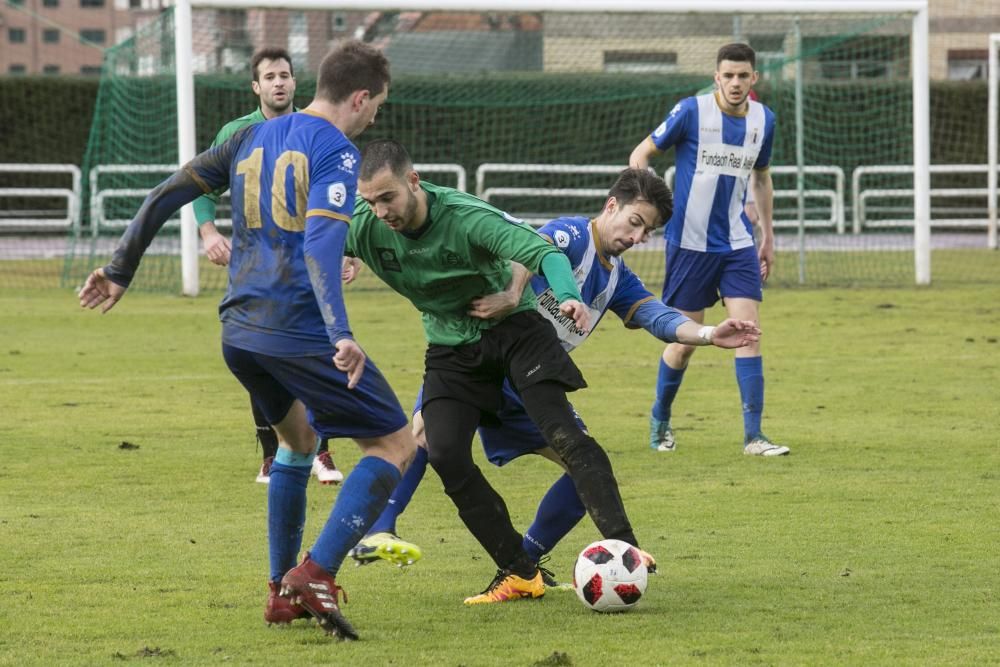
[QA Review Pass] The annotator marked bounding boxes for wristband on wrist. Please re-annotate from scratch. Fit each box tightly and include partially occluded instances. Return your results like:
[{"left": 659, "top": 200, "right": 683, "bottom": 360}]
[{"left": 697, "top": 325, "right": 716, "bottom": 344}]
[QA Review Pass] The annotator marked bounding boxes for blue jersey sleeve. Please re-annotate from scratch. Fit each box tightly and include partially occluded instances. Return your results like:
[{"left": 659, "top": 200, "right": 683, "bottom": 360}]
[
  {"left": 306, "top": 144, "right": 359, "bottom": 224},
  {"left": 650, "top": 98, "right": 694, "bottom": 152},
  {"left": 303, "top": 217, "right": 352, "bottom": 345},
  {"left": 301, "top": 140, "right": 360, "bottom": 346},
  {"left": 629, "top": 299, "right": 691, "bottom": 342},
  {"left": 608, "top": 263, "right": 691, "bottom": 341},
  {"left": 755, "top": 108, "right": 777, "bottom": 169}
]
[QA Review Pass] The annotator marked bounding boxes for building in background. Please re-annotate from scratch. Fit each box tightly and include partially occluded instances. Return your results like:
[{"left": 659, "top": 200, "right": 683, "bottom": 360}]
[
  {"left": 0, "top": 2, "right": 996, "bottom": 79},
  {"left": 0, "top": 0, "right": 167, "bottom": 76}
]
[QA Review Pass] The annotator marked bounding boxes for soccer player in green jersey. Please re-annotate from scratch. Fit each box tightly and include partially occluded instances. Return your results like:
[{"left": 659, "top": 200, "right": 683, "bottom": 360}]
[
  {"left": 190, "top": 47, "right": 342, "bottom": 486},
  {"left": 346, "top": 139, "right": 654, "bottom": 605}
]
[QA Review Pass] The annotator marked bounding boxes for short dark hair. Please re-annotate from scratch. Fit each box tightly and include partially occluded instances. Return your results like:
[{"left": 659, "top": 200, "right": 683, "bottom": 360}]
[
  {"left": 316, "top": 40, "right": 391, "bottom": 104},
  {"left": 250, "top": 47, "right": 294, "bottom": 81},
  {"left": 608, "top": 168, "right": 673, "bottom": 227},
  {"left": 716, "top": 42, "right": 756, "bottom": 69},
  {"left": 360, "top": 139, "right": 413, "bottom": 181}
]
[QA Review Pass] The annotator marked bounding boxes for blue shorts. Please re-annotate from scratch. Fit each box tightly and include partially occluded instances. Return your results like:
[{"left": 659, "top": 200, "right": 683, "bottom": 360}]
[
  {"left": 223, "top": 343, "right": 408, "bottom": 440},
  {"left": 661, "top": 244, "right": 763, "bottom": 312},
  {"left": 414, "top": 381, "right": 587, "bottom": 467}
]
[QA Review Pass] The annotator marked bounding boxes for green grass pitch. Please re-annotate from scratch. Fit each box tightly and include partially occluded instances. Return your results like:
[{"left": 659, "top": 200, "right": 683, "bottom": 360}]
[{"left": 0, "top": 285, "right": 998, "bottom": 665}]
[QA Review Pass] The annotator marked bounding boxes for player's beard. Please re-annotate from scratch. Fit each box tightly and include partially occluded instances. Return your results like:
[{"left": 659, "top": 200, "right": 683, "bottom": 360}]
[
  {"left": 263, "top": 92, "right": 292, "bottom": 116},
  {"left": 400, "top": 190, "right": 420, "bottom": 230},
  {"left": 724, "top": 88, "right": 749, "bottom": 109}
]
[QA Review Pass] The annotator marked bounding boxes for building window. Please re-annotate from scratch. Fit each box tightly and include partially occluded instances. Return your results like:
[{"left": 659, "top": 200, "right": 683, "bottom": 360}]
[
  {"left": 603, "top": 51, "right": 678, "bottom": 73},
  {"left": 43, "top": 29, "right": 60, "bottom": 43},
  {"left": 43, "top": 0, "right": 59, "bottom": 7},
  {"left": 80, "top": 0, "right": 105, "bottom": 6},
  {"left": 8, "top": 64, "right": 27, "bottom": 74},
  {"left": 804, "top": 35, "right": 908, "bottom": 81},
  {"left": 7, "top": 0, "right": 25, "bottom": 6},
  {"left": 80, "top": 65, "right": 103, "bottom": 75},
  {"left": 43, "top": 64, "right": 61, "bottom": 74},
  {"left": 80, "top": 29, "right": 107, "bottom": 44},
  {"left": 331, "top": 12, "right": 347, "bottom": 32},
  {"left": 947, "top": 49, "right": 987, "bottom": 80},
  {"left": 9, "top": 28, "right": 27, "bottom": 44}
]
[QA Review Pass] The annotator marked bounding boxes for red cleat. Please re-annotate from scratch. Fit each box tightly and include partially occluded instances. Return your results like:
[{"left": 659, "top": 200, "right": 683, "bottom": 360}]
[
  {"left": 280, "top": 555, "right": 357, "bottom": 639},
  {"left": 264, "top": 581, "right": 310, "bottom": 625}
]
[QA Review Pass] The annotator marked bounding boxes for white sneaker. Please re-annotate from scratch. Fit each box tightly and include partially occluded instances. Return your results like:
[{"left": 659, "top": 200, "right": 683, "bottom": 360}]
[
  {"left": 312, "top": 450, "right": 344, "bottom": 484},
  {"left": 743, "top": 435, "right": 790, "bottom": 457},
  {"left": 649, "top": 416, "right": 676, "bottom": 452}
]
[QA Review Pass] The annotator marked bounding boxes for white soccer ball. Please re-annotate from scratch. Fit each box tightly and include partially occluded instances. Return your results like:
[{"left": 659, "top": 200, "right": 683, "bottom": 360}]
[{"left": 573, "top": 538, "right": 648, "bottom": 612}]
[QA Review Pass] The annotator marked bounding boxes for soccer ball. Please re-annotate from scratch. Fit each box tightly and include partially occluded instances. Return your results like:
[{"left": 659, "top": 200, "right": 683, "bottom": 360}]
[{"left": 572, "top": 539, "right": 648, "bottom": 612}]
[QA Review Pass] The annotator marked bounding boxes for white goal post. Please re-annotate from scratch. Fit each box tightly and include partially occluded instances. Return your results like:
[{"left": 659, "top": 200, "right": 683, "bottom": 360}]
[
  {"left": 175, "top": 0, "right": 931, "bottom": 295},
  {"left": 989, "top": 33, "right": 999, "bottom": 251}
]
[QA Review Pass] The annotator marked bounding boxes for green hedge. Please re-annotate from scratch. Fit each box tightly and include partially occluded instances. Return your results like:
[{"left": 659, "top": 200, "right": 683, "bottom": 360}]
[{"left": 0, "top": 73, "right": 989, "bottom": 174}]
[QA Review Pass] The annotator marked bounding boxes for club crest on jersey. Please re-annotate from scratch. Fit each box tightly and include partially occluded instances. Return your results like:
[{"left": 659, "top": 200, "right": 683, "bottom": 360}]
[
  {"left": 653, "top": 121, "right": 667, "bottom": 138},
  {"left": 340, "top": 152, "right": 357, "bottom": 173},
  {"left": 376, "top": 247, "right": 402, "bottom": 272},
  {"left": 554, "top": 230, "right": 571, "bottom": 248},
  {"left": 327, "top": 182, "right": 347, "bottom": 207}
]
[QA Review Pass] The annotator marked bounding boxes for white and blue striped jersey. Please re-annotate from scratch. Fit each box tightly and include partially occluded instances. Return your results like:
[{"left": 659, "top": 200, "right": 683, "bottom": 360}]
[
  {"left": 650, "top": 92, "right": 775, "bottom": 253},
  {"left": 533, "top": 216, "right": 688, "bottom": 351}
]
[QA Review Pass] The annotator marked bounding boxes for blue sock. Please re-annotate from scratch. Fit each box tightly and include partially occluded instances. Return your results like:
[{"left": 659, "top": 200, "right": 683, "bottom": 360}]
[
  {"left": 652, "top": 358, "right": 686, "bottom": 422},
  {"left": 267, "top": 457, "right": 312, "bottom": 582},
  {"left": 735, "top": 356, "right": 764, "bottom": 442},
  {"left": 522, "top": 474, "right": 587, "bottom": 563},
  {"left": 309, "top": 456, "right": 401, "bottom": 576},
  {"left": 367, "top": 446, "right": 427, "bottom": 536}
]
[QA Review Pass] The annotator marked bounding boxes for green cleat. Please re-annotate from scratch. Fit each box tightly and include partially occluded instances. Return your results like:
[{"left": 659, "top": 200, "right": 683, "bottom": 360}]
[{"left": 348, "top": 532, "right": 423, "bottom": 567}]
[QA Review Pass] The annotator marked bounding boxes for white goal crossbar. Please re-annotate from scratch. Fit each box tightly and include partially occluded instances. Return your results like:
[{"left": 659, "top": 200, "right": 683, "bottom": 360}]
[{"left": 174, "top": 0, "right": 931, "bottom": 294}]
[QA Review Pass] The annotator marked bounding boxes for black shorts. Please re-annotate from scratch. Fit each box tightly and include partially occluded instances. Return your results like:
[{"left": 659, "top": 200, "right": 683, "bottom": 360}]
[{"left": 421, "top": 310, "right": 587, "bottom": 426}]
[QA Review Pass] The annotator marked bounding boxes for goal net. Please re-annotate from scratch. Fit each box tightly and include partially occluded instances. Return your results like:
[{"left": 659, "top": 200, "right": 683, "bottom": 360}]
[{"left": 59, "top": 3, "right": 994, "bottom": 292}]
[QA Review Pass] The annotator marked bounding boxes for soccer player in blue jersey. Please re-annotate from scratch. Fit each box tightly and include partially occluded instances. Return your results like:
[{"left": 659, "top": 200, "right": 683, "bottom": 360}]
[
  {"left": 189, "top": 46, "right": 342, "bottom": 486},
  {"left": 348, "top": 167, "right": 761, "bottom": 583},
  {"left": 630, "top": 42, "right": 790, "bottom": 457},
  {"left": 78, "top": 41, "right": 414, "bottom": 639}
]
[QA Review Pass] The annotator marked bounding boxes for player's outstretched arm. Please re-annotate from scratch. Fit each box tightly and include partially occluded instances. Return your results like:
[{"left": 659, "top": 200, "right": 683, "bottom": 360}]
[
  {"left": 675, "top": 318, "right": 760, "bottom": 349},
  {"left": 78, "top": 268, "right": 128, "bottom": 313}
]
